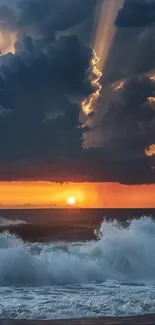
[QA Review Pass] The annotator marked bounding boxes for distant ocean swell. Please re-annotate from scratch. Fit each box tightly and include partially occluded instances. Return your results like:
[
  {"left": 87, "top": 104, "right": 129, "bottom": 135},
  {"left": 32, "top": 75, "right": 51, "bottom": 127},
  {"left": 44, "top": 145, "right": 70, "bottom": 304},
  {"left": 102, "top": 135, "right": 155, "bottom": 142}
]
[
  {"left": 0, "top": 217, "right": 155, "bottom": 286},
  {"left": 0, "top": 216, "right": 97, "bottom": 242}
]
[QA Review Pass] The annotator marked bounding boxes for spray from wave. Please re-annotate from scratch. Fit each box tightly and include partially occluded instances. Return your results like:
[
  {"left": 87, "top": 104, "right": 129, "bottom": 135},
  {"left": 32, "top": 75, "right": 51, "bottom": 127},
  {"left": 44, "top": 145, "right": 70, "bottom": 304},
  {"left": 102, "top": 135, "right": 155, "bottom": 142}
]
[{"left": 0, "top": 217, "right": 155, "bottom": 286}]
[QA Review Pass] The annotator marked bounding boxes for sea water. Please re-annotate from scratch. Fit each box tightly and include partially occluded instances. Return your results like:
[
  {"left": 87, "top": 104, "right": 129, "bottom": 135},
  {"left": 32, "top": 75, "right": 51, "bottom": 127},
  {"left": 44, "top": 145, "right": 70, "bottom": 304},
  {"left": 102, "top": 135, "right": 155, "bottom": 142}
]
[{"left": 0, "top": 210, "right": 155, "bottom": 319}]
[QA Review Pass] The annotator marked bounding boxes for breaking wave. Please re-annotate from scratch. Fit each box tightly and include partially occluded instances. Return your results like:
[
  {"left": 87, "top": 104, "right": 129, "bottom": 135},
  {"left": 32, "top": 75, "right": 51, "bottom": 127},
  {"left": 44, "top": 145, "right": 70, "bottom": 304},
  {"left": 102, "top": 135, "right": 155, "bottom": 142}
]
[
  {"left": 0, "top": 217, "right": 155, "bottom": 286},
  {"left": 0, "top": 216, "right": 26, "bottom": 226}
]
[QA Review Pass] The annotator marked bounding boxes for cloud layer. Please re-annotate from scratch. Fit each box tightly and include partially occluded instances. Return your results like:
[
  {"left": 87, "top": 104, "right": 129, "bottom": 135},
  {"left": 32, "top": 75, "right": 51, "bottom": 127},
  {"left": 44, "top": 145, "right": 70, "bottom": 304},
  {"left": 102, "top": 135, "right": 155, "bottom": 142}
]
[
  {"left": 0, "top": 0, "right": 98, "bottom": 162},
  {"left": 0, "top": 0, "right": 155, "bottom": 184}
]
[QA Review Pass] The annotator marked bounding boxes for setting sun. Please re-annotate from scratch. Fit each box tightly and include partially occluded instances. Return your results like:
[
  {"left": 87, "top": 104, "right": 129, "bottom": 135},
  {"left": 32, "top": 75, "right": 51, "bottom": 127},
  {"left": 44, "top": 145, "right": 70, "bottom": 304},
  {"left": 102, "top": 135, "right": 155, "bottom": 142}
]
[{"left": 67, "top": 196, "right": 76, "bottom": 205}]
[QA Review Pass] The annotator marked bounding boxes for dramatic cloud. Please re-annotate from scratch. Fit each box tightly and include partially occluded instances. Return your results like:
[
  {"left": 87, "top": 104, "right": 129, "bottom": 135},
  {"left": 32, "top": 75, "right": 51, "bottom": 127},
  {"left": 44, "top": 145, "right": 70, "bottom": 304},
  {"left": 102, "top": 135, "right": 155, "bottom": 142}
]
[
  {"left": 0, "top": 0, "right": 100, "bottom": 162},
  {"left": 83, "top": 75, "right": 155, "bottom": 183},
  {"left": 0, "top": 33, "right": 98, "bottom": 161},
  {"left": 83, "top": 0, "right": 155, "bottom": 184},
  {"left": 115, "top": 0, "right": 155, "bottom": 28},
  {"left": 0, "top": 0, "right": 154, "bottom": 184},
  {"left": 0, "top": 0, "right": 96, "bottom": 34},
  {"left": 0, "top": 0, "right": 96, "bottom": 54},
  {"left": 98, "top": 0, "right": 155, "bottom": 86},
  {"left": 86, "top": 75, "right": 155, "bottom": 151}
]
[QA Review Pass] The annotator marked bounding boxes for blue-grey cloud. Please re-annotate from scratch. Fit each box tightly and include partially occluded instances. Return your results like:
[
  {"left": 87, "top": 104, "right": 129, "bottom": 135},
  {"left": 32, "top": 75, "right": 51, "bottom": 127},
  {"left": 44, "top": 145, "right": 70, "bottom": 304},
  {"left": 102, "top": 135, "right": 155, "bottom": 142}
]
[
  {"left": 115, "top": 0, "right": 155, "bottom": 28},
  {"left": 0, "top": 0, "right": 96, "bottom": 34},
  {"left": 0, "top": 33, "right": 96, "bottom": 161}
]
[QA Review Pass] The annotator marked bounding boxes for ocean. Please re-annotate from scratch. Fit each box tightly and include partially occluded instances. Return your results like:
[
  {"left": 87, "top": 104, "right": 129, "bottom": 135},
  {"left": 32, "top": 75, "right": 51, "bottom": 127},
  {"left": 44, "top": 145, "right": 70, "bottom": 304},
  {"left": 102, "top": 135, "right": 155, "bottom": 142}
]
[{"left": 0, "top": 208, "right": 155, "bottom": 321}]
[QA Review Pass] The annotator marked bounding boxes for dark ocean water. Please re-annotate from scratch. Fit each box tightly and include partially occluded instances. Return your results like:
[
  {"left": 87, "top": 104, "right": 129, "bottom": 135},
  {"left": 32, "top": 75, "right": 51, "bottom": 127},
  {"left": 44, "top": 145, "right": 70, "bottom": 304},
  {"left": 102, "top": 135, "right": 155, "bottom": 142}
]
[
  {"left": 0, "top": 208, "right": 155, "bottom": 320},
  {"left": 0, "top": 208, "right": 154, "bottom": 242}
]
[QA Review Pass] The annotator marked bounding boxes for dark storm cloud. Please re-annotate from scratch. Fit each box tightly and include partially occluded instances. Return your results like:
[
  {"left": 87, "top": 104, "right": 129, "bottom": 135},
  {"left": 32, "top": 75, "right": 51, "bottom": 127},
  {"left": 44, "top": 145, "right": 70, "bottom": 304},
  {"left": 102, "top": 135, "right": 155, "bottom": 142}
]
[
  {"left": 0, "top": 0, "right": 98, "bottom": 164},
  {"left": 84, "top": 75, "right": 155, "bottom": 183},
  {"left": 0, "top": 33, "right": 96, "bottom": 161},
  {"left": 0, "top": 0, "right": 155, "bottom": 185},
  {"left": 102, "top": 76, "right": 155, "bottom": 159},
  {"left": 18, "top": 0, "right": 96, "bottom": 33},
  {"left": 100, "top": 0, "right": 155, "bottom": 85},
  {"left": 84, "top": 76, "right": 155, "bottom": 151},
  {"left": 102, "top": 26, "right": 155, "bottom": 85},
  {"left": 115, "top": 0, "right": 155, "bottom": 28},
  {"left": 86, "top": 0, "right": 155, "bottom": 183},
  {"left": 0, "top": 153, "right": 154, "bottom": 184},
  {"left": 0, "top": 0, "right": 96, "bottom": 34}
]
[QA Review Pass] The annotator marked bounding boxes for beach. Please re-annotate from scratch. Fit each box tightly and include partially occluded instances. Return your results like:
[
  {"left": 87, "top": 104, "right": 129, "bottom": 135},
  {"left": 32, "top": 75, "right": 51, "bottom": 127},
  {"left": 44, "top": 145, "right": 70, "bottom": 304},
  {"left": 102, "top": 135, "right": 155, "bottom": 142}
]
[{"left": 1, "top": 314, "right": 155, "bottom": 325}]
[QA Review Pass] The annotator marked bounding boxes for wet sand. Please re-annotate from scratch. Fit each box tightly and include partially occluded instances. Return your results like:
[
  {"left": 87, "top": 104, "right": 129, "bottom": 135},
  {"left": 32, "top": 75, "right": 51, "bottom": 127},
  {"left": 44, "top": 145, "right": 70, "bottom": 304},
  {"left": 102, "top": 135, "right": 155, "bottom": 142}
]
[{"left": 1, "top": 315, "right": 155, "bottom": 325}]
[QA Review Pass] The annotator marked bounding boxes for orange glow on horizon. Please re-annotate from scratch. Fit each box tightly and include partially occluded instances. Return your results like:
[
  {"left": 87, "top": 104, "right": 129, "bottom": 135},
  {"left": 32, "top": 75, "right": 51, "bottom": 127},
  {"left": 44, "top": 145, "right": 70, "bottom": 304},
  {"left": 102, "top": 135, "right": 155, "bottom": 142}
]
[{"left": 0, "top": 182, "right": 154, "bottom": 208}]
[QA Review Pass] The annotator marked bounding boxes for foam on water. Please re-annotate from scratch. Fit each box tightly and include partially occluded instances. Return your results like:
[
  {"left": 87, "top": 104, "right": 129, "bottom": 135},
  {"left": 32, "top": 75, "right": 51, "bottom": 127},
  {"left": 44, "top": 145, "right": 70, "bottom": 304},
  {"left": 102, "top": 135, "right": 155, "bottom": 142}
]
[
  {"left": 1, "top": 284, "right": 155, "bottom": 319},
  {"left": 0, "top": 217, "right": 155, "bottom": 285}
]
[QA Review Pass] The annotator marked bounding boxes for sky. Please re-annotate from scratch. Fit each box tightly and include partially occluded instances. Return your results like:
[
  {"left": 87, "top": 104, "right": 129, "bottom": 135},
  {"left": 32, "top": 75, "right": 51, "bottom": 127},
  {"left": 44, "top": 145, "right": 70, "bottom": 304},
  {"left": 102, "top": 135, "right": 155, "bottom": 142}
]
[
  {"left": 0, "top": 0, "right": 155, "bottom": 207},
  {"left": 0, "top": 182, "right": 154, "bottom": 208}
]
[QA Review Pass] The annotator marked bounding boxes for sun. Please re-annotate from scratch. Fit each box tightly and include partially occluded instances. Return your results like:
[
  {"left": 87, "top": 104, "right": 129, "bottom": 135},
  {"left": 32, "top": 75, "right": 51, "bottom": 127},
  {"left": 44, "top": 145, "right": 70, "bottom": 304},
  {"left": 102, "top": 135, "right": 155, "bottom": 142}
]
[{"left": 67, "top": 196, "right": 76, "bottom": 205}]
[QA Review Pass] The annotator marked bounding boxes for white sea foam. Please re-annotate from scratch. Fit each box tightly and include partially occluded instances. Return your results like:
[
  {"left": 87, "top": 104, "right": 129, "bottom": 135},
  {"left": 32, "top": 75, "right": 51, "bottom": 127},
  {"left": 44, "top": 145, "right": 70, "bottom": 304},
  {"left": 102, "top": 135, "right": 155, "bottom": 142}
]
[
  {"left": 0, "top": 217, "right": 154, "bottom": 286},
  {"left": 1, "top": 283, "right": 155, "bottom": 319}
]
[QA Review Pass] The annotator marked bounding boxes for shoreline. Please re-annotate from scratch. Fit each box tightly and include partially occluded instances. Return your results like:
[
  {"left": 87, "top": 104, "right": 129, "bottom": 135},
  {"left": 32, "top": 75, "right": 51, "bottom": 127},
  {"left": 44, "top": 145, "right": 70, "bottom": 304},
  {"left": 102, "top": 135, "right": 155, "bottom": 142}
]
[{"left": 1, "top": 314, "right": 155, "bottom": 325}]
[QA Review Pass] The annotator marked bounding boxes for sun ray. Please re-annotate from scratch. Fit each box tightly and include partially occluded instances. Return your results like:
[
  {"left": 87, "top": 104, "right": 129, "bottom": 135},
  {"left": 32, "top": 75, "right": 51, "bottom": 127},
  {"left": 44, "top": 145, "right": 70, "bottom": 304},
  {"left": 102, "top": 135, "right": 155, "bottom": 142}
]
[
  {"left": 92, "top": 0, "right": 124, "bottom": 73},
  {"left": 81, "top": 0, "right": 124, "bottom": 117}
]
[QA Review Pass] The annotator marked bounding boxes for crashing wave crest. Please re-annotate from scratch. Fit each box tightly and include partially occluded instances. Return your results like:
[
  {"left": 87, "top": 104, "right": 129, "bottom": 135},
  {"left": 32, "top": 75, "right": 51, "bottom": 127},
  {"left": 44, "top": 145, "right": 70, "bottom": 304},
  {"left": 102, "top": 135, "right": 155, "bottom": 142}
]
[{"left": 0, "top": 217, "right": 155, "bottom": 285}]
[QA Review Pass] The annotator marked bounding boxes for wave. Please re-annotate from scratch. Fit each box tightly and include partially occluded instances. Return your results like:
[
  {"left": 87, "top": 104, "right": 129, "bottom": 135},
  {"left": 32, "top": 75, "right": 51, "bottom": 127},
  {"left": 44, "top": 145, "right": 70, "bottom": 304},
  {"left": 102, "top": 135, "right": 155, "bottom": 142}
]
[
  {"left": 0, "top": 217, "right": 155, "bottom": 286},
  {"left": 0, "top": 216, "right": 27, "bottom": 226}
]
